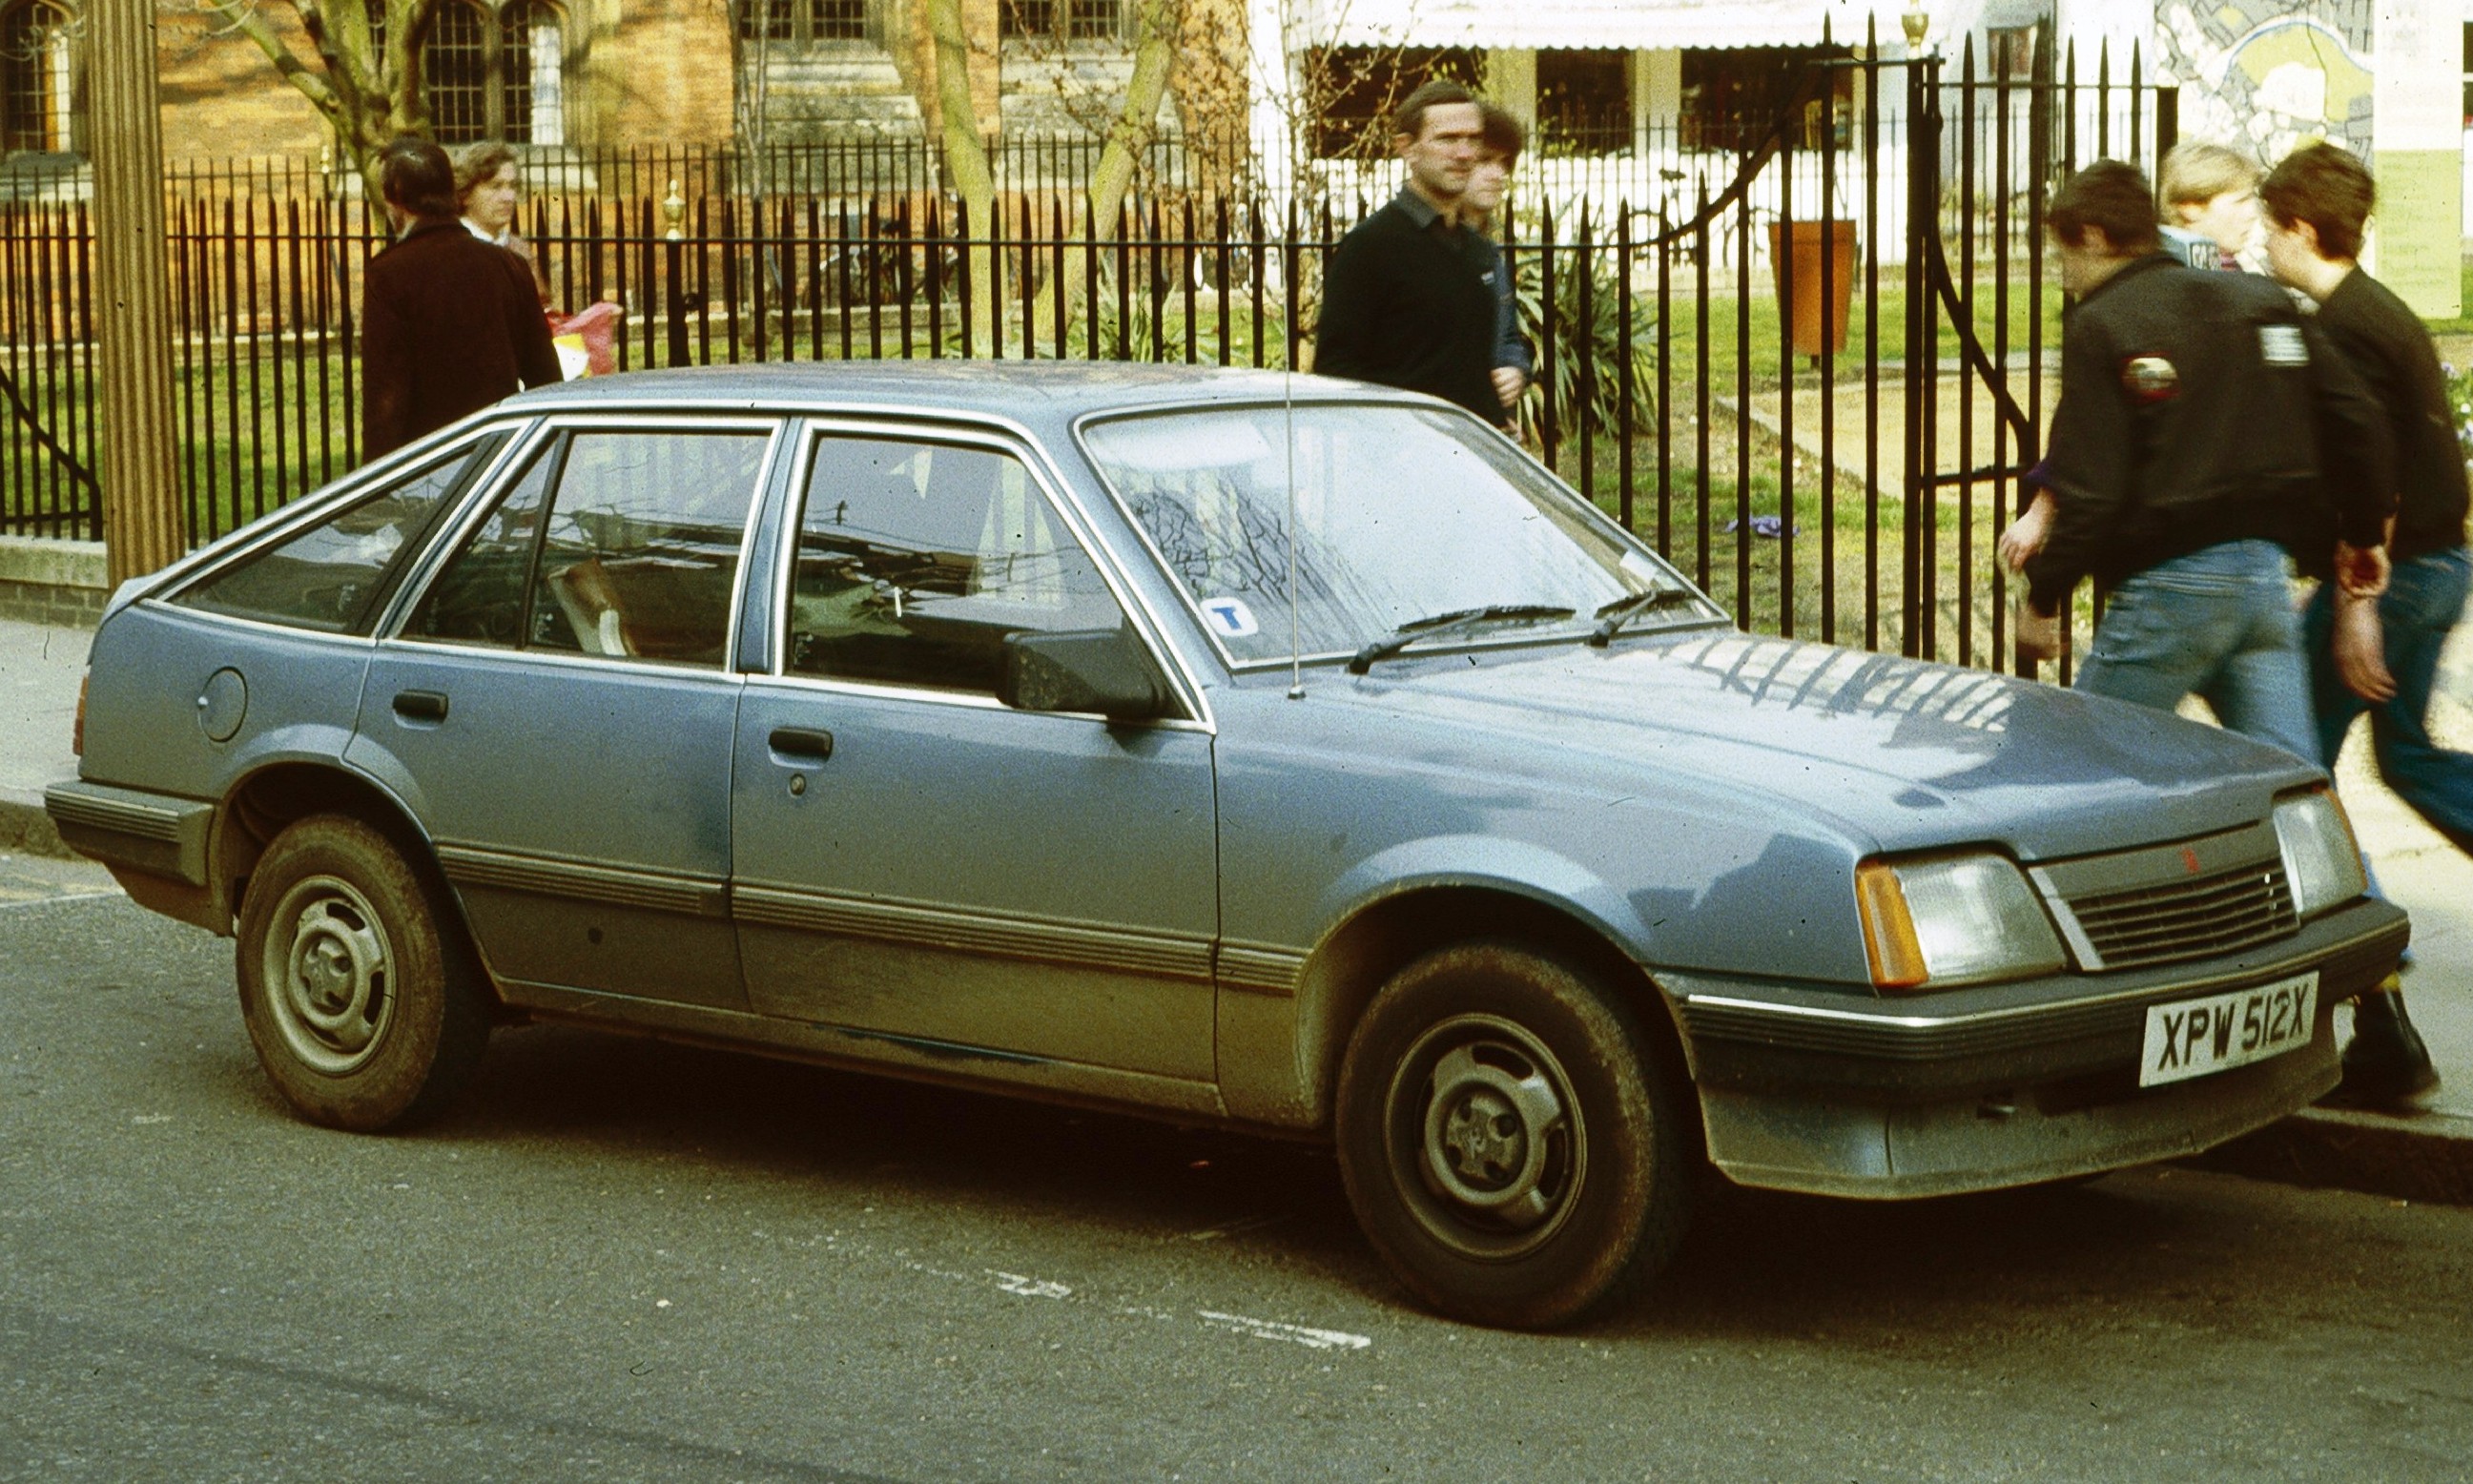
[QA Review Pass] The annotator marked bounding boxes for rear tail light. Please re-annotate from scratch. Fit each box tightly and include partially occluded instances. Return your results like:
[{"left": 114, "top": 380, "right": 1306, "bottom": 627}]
[{"left": 72, "top": 672, "right": 87, "bottom": 756}]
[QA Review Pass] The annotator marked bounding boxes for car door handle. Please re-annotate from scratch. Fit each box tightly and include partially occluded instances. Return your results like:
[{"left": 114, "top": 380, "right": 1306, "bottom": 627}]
[
  {"left": 768, "top": 727, "right": 834, "bottom": 763},
  {"left": 392, "top": 690, "right": 449, "bottom": 723}
]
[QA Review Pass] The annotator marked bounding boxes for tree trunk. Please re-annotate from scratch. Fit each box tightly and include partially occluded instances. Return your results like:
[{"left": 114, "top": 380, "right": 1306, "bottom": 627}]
[
  {"left": 1170, "top": 0, "right": 1247, "bottom": 198},
  {"left": 925, "top": 0, "right": 999, "bottom": 350}
]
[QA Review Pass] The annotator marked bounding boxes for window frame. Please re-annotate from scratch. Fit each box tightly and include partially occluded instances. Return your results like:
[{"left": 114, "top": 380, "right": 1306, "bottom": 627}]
[
  {"left": 151, "top": 424, "right": 528, "bottom": 642},
  {"left": 758, "top": 415, "right": 1205, "bottom": 725},
  {"left": 0, "top": 0, "right": 81, "bottom": 155},
  {"left": 382, "top": 413, "right": 785, "bottom": 674},
  {"left": 421, "top": 0, "right": 566, "bottom": 145}
]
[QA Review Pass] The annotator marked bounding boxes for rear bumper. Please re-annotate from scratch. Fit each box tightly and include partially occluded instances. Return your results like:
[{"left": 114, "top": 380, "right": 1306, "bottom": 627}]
[
  {"left": 44, "top": 778, "right": 222, "bottom": 932},
  {"left": 1667, "top": 898, "right": 2406, "bottom": 1197}
]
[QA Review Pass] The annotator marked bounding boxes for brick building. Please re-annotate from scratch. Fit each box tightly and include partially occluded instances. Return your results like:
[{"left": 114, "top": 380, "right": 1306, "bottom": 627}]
[{"left": 0, "top": 0, "right": 1159, "bottom": 171}]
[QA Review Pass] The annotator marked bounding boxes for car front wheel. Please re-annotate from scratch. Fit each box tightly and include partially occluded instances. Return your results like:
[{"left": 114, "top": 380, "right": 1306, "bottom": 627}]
[
  {"left": 236, "top": 814, "right": 489, "bottom": 1132},
  {"left": 1335, "top": 940, "right": 1693, "bottom": 1329}
]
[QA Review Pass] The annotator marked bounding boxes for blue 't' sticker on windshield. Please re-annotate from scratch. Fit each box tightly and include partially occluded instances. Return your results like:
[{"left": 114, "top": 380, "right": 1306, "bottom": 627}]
[{"left": 1203, "top": 597, "right": 1260, "bottom": 637}]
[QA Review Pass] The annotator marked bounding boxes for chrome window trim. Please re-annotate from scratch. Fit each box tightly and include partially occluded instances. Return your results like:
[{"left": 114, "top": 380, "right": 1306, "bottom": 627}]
[
  {"left": 1069, "top": 399, "right": 1721, "bottom": 676},
  {"left": 160, "top": 422, "right": 534, "bottom": 621},
  {"left": 764, "top": 414, "right": 1216, "bottom": 732},
  {"left": 128, "top": 598, "right": 383, "bottom": 652},
  {"left": 738, "top": 666, "right": 1214, "bottom": 732},
  {"left": 379, "top": 413, "right": 785, "bottom": 673}
]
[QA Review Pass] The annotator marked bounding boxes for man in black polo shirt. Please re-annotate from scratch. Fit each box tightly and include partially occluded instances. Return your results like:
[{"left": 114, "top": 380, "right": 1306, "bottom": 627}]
[
  {"left": 1313, "top": 80, "right": 1503, "bottom": 423},
  {"left": 2261, "top": 141, "right": 2473, "bottom": 1106}
]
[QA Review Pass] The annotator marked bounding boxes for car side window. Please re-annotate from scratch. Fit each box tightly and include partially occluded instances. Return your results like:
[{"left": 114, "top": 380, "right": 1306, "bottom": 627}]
[
  {"left": 404, "top": 427, "right": 770, "bottom": 669},
  {"left": 787, "top": 435, "right": 1128, "bottom": 694},
  {"left": 175, "top": 433, "right": 506, "bottom": 634}
]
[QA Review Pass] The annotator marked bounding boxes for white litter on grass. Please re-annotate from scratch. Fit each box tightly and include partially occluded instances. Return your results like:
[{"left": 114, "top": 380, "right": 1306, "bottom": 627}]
[
  {"left": 988, "top": 1271, "right": 1072, "bottom": 1299},
  {"left": 1197, "top": 1310, "right": 1371, "bottom": 1351},
  {"left": 131, "top": 1114, "right": 171, "bottom": 1124}
]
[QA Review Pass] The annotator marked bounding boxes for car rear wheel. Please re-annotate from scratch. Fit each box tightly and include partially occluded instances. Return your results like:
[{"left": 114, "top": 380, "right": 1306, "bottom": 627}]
[
  {"left": 1335, "top": 940, "right": 1693, "bottom": 1329},
  {"left": 236, "top": 814, "right": 488, "bottom": 1132}
]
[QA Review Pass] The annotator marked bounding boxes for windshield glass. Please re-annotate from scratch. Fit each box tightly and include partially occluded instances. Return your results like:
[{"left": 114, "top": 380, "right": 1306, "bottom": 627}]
[{"left": 1082, "top": 402, "right": 1717, "bottom": 666}]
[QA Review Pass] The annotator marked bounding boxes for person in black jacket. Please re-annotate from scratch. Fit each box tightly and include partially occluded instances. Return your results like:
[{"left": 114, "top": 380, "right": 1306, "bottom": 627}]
[
  {"left": 2260, "top": 142, "right": 2472, "bottom": 1105},
  {"left": 2016, "top": 161, "right": 2393, "bottom": 773},
  {"left": 361, "top": 136, "right": 562, "bottom": 463},
  {"left": 1312, "top": 81, "right": 1502, "bottom": 423}
]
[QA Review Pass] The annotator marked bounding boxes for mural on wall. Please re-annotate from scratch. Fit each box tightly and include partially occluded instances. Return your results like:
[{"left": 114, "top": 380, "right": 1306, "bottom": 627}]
[{"left": 2155, "top": 0, "right": 2372, "bottom": 165}]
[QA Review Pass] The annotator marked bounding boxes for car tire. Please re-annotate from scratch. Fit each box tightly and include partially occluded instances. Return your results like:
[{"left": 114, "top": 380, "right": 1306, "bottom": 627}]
[
  {"left": 1335, "top": 940, "right": 1694, "bottom": 1329},
  {"left": 235, "top": 814, "right": 489, "bottom": 1132}
]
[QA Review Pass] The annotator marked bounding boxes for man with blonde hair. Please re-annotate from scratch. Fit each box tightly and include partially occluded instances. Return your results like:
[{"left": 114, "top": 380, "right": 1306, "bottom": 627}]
[{"left": 2159, "top": 140, "right": 2261, "bottom": 270}]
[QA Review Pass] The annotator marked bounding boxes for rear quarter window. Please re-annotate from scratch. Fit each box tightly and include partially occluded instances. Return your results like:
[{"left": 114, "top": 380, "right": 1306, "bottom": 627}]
[{"left": 174, "top": 433, "right": 508, "bottom": 633}]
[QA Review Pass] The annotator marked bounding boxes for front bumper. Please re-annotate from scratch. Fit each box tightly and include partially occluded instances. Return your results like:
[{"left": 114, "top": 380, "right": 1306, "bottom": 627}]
[{"left": 1666, "top": 897, "right": 2407, "bottom": 1198}]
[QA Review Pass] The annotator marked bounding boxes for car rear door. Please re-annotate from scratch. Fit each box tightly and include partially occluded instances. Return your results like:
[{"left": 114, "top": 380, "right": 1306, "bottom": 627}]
[
  {"left": 729, "top": 422, "right": 1219, "bottom": 1085},
  {"left": 346, "top": 417, "right": 783, "bottom": 1010}
]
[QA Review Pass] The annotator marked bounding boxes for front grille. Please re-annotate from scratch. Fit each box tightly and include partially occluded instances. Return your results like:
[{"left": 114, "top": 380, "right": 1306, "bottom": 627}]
[{"left": 2060, "top": 858, "right": 2297, "bottom": 970}]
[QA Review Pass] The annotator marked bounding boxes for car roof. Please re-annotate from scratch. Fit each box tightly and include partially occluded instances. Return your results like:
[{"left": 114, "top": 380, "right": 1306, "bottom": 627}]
[{"left": 504, "top": 361, "right": 1421, "bottom": 423}]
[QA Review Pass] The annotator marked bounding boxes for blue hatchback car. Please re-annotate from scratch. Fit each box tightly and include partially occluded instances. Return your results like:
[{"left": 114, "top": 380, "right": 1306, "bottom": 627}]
[{"left": 52, "top": 363, "right": 2405, "bottom": 1327}]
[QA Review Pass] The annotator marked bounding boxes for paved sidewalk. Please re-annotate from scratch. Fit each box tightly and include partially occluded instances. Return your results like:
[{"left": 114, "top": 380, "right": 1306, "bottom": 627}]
[
  {"left": 0, "top": 607, "right": 2468, "bottom": 1202},
  {"left": 0, "top": 614, "right": 86, "bottom": 855}
]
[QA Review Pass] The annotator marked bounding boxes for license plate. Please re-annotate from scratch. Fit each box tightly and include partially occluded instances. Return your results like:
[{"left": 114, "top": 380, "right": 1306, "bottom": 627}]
[{"left": 2138, "top": 972, "right": 2318, "bottom": 1088}]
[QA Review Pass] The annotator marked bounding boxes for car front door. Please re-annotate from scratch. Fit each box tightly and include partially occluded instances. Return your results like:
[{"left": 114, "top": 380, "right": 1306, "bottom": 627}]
[
  {"left": 730, "top": 424, "right": 1219, "bottom": 1085},
  {"left": 348, "top": 419, "right": 780, "bottom": 1010}
]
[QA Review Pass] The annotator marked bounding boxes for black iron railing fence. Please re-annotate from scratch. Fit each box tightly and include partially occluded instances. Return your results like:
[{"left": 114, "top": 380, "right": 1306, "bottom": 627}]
[{"left": 1, "top": 40, "right": 2177, "bottom": 671}]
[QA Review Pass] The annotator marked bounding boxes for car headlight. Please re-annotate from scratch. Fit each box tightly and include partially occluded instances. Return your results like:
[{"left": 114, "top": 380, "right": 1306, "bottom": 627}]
[
  {"left": 1856, "top": 853, "right": 2068, "bottom": 991},
  {"left": 2273, "top": 787, "right": 2368, "bottom": 919}
]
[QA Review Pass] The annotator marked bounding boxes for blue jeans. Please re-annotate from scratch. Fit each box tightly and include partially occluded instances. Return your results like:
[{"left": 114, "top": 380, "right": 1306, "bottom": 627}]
[
  {"left": 2074, "top": 541, "right": 2319, "bottom": 763},
  {"left": 2304, "top": 545, "right": 2473, "bottom": 855}
]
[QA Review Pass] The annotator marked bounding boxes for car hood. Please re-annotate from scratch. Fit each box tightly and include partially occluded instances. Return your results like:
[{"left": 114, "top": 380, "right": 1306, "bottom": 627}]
[{"left": 1328, "top": 629, "right": 2318, "bottom": 860}]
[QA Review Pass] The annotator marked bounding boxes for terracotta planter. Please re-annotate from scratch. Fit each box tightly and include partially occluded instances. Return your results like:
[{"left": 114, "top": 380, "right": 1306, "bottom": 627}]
[{"left": 1767, "top": 219, "right": 1859, "bottom": 357}]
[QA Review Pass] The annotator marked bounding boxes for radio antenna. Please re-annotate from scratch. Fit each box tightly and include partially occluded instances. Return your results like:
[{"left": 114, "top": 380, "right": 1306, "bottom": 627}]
[{"left": 1284, "top": 343, "right": 1304, "bottom": 701}]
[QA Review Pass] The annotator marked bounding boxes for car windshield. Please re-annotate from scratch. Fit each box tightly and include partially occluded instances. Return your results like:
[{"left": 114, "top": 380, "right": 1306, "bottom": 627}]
[{"left": 1082, "top": 402, "right": 1718, "bottom": 667}]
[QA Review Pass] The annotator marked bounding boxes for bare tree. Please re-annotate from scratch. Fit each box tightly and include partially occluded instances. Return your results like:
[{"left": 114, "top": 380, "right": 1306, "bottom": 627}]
[{"left": 194, "top": 0, "right": 442, "bottom": 197}]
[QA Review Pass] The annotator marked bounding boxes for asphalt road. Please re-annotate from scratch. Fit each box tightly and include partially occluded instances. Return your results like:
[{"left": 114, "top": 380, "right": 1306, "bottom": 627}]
[{"left": 6, "top": 855, "right": 2472, "bottom": 1483}]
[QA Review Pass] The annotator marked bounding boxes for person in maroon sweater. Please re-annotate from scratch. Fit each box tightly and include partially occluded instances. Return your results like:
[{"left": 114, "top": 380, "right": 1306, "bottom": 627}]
[{"left": 361, "top": 136, "right": 561, "bottom": 464}]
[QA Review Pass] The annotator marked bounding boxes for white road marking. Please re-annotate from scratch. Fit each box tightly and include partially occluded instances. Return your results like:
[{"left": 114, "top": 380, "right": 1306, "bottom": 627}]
[
  {"left": 1182, "top": 1213, "right": 1284, "bottom": 1242},
  {"left": 0, "top": 891, "right": 122, "bottom": 911},
  {"left": 988, "top": 1270, "right": 1072, "bottom": 1299},
  {"left": 1196, "top": 1310, "right": 1372, "bottom": 1351}
]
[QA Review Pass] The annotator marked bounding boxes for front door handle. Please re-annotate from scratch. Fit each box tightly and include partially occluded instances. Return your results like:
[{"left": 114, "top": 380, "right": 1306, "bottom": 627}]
[
  {"left": 768, "top": 727, "right": 834, "bottom": 763},
  {"left": 393, "top": 690, "right": 449, "bottom": 723}
]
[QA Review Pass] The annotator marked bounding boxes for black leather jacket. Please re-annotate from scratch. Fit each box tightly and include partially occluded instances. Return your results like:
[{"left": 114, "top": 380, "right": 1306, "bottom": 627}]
[{"left": 2025, "top": 253, "right": 2393, "bottom": 612}]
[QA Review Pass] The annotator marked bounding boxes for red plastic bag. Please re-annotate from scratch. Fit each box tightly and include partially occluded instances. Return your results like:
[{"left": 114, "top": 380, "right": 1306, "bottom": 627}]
[{"left": 546, "top": 300, "right": 621, "bottom": 379}]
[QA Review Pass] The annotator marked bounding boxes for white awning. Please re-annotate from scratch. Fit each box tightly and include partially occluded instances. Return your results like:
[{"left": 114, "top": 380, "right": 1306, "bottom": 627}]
[{"left": 1295, "top": 0, "right": 1897, "bottom": 52}]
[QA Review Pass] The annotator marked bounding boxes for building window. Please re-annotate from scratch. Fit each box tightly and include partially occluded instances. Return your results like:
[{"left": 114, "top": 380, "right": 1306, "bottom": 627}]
[
  {"left": 0, "top": 0, "right": 80, "bottom": 155},
  {"left": 1988, "top": 24, "right": 2038, "bottom": 79},
  {"left": 1536, "top": 49, "right": 1630, "bottom": 155},
  {"left": 812, "top": 0, "right": 865, "bottom": 41},
  {"left": 740, "top": 0, "right": 870, "bottom": 45},
  {"left": 1304, "top": 45, "right": 1486, "bottom": 159},
  {"left": 1680, "top": 45, "right": 1852, "bottom": 153},
  {"left": 1000, "top": 0, "right": 1121, "bottom": 45},
  {"left": 422, "top": 0, "right": 563, "bottom": 145}
]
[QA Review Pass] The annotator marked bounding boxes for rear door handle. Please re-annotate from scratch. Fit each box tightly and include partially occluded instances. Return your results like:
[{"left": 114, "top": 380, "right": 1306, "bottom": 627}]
[
  {"left": 768, "top": 727, "right": 834, "bottom": 763},
  {"left": 393, "top": 690, "right": 449, "bottom": 723}
]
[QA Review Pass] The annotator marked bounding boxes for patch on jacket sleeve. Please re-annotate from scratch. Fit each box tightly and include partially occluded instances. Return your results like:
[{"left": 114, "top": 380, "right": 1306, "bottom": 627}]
[
  {"left": 2121, "top": 355, "right": 2179, "bottom": 402},
  {"left": 2258, "top": 323, "right": 2309, "bottom": 366}
]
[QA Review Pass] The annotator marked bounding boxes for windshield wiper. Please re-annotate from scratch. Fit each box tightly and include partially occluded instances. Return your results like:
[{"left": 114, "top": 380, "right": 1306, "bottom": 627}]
[
  {"left": 1347, "top": 604, "right": 1577, "bottom": 674},
  {"left": 1586, "top": 585, "right": 1702, "bottom": 647}
]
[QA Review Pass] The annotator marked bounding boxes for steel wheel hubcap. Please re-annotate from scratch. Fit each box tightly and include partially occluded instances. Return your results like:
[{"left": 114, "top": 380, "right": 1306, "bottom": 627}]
[
  {"left": 1390, "top": 1014, "right": 1586, "bottom": 1260},
  {"left": 264, "top": 876, "right": 396, "bottom": 1075}
]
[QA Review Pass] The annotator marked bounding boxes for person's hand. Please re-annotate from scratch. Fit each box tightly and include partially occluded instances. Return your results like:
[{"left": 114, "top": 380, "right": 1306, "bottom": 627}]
[
  {"left": 2333, "top": 591, "right": 2397, "bottom": 702},
  {"left": 2334, "top": 539, "right": 2390, "bottom": 599},
  {"left": 1997, "top": 491, "right": 2057, "bottom": 574},
  {"left": 2015, "top": 598, "right": 2061, "bottom": 662},
  {"left": 1492, "top": 367, "right": 1527, "bottom": 409}
]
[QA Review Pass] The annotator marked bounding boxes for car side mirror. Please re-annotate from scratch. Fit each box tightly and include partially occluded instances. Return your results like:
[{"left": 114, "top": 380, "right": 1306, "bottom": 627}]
[{"left": 1000, "top": 629, "right": 1175, "bottom": 722}]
